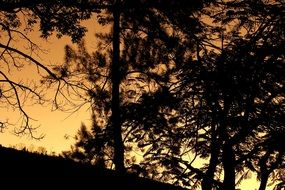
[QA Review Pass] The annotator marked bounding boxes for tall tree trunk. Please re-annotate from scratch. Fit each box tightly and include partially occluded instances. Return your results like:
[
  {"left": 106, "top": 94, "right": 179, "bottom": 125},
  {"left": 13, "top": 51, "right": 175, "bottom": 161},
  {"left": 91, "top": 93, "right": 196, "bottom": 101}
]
[
  {"left": 111, "top": 0, "right": 125, "bottom": 173},
  {"left": 201, "top": 124, "right": 220, "bottom": 190},
  {"left": 222, "top": 142, "right": 235, "bottom": 190},
  {"left": 258, "top": 150, "right": 274, "bottom": 190},
  {"left": 258, "top": 171, "right": 269, "bottom": 190}
]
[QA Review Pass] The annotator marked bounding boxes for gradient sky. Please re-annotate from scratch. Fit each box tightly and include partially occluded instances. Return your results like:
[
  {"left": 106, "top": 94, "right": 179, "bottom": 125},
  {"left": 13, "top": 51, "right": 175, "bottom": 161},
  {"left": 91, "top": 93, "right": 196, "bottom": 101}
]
[
  {"left": 0, "top": 16, "right": 103, "bottom": 153},
  {"left": 0, "top": 10, "right": 277, "bottom": 190}
]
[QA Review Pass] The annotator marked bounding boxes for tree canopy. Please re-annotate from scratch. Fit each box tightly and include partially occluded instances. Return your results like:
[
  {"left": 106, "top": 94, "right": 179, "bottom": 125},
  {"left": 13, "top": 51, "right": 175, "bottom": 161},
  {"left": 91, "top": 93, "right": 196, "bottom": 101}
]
[
  {"left": 63, "top": 1, "right": 285, "bottom": 189},
  {"left": 0, "top": 0, "right": 284, "bottom": 190}
]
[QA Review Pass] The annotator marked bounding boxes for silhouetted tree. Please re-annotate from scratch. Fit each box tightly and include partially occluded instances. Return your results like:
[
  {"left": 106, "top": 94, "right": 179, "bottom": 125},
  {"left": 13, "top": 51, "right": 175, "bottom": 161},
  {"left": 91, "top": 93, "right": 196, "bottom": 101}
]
[
  {"left": 55, "top": 0, "right": 210, "bottom": 175},
  {"left": 169, "top": 1, "right": 285, "bottom": 189},
  {"left": 47, "top": 1, "right": 284, "bottom": 189},
  {"left": 123, "top": 0, "right": 285, "bottom": 189},
  {"left": 62, "top": 120, "right": 111, "bottom": 168},
  {"left": 0, "top": 0, "right": 93, "bottom": 137}
]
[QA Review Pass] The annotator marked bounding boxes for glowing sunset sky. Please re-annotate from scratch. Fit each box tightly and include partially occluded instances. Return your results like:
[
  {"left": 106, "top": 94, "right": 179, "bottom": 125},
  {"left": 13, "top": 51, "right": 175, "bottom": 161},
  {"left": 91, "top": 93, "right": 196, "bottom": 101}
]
[
  {"left": 0, "top": 16, "right": 104, "bottom": 153},
  {"left": 0, "top": 7, "right": 280, "bottom": 190}
]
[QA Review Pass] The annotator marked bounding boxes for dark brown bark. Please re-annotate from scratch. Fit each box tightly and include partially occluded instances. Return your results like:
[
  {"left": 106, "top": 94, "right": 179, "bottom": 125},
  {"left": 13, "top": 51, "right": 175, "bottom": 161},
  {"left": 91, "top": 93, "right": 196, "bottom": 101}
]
[
  {"left": 258, "top": 171, "right": 269, "bottom": 190},
  {"left": 111, "top": 0, "right": 125, "bottom": 173},
  {"left": 222, "top": 142, "right": 235, "bottom": 190},
  {"left": 201, "top": 124, "right": 220, "bottom": 190}
]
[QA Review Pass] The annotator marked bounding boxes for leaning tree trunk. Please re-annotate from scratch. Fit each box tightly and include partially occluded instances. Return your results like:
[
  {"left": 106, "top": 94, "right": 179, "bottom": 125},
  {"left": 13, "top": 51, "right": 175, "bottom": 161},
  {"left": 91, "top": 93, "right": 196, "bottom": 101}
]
[
  {"left": 258, "top": 150, "right": 282, "bottom": 190},
  {"left": 111, "top": 0, "right": 125, "bottom": 173}
]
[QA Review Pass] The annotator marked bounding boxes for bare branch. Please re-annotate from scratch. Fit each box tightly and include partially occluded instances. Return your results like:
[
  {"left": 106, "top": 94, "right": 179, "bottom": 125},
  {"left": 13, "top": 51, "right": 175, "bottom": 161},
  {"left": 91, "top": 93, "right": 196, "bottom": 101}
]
[{"left": 0, "top": 43, "right": 58, "bottom": 79}]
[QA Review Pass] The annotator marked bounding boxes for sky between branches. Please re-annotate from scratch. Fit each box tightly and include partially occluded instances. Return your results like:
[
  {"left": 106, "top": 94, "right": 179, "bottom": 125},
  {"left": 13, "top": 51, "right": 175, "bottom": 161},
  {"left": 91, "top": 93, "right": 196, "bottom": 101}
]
[{"left": 0, "top": 15, "right": 104, "bottom": 153}]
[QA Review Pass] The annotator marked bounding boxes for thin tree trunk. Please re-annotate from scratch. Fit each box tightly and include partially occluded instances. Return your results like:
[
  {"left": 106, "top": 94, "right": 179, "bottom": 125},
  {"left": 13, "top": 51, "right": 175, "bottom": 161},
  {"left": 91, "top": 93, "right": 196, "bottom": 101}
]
[
  {"left": 222, "top": 142, "right": 235, "bottom": 190},
  {"left": 258, "top": 150, "right": 276, "bottom": 190},
  {"left": 202, "top": 124, "right": 220, "bottom": 190},
  {"left": 111, "top": 0, "right": 125, "bottom": 173},
  {"left": 258, "top": 171, "right": 269, "bottom": 190}
]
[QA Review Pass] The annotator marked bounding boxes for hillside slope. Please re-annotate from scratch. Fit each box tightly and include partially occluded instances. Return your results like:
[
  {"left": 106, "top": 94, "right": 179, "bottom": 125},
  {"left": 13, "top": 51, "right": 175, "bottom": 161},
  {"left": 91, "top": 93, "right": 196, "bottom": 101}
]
[{"left": 0, "top": 145, "right": 185, "bottom": 190}]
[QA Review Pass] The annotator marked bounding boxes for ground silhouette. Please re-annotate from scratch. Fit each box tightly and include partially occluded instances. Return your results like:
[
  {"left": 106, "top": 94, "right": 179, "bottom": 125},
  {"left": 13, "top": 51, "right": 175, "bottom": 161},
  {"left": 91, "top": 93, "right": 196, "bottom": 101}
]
[{"left": 0, "top": 145, "right": 185, "bottom": 190}]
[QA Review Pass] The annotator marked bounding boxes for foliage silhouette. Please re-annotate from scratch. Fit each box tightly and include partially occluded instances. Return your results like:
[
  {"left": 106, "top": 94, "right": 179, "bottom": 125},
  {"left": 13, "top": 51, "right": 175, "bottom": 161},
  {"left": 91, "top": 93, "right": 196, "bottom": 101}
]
[
  {"left": 1, "top": 0, "right": 284, "bottom": 190},
  {"left": 0, "top": 0, "right": 93, "bottom": 137},
  {"left": 64, "top": 1, "right": 285, "bottom": 189},
  {"left": 53, "top": 0, "right": 209, "bottom": 175}
]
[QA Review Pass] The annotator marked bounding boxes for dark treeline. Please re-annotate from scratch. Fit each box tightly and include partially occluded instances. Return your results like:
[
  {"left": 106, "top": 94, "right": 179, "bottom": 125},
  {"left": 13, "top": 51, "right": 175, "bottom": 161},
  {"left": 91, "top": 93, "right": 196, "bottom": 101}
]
[{"left": 0, "top": 0, "right": 284, "bottom": 190}]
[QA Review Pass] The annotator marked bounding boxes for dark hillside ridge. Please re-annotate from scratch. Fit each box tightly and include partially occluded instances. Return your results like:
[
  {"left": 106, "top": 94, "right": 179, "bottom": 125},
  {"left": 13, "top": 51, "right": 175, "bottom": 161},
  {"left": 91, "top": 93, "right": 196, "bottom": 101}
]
[{"left": 0, "top": 146, "right": 185, "bottom": 190}]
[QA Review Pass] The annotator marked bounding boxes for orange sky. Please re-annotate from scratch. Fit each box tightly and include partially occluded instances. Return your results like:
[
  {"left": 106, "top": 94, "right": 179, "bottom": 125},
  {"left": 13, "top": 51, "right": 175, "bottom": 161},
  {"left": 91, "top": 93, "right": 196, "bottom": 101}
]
[
  {"left": 0, "top": 11, "right": 278, "bottom": 190},
  {"left": 0, "top": 16, "right": 104, "bottom": 153}
]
